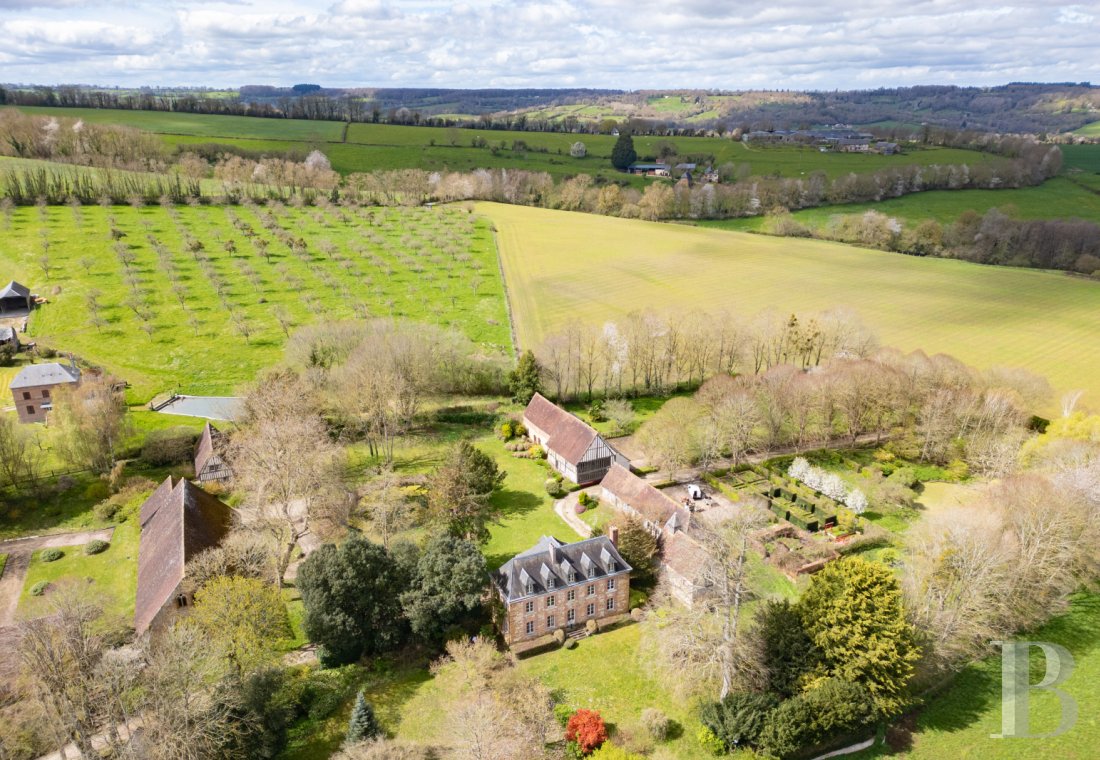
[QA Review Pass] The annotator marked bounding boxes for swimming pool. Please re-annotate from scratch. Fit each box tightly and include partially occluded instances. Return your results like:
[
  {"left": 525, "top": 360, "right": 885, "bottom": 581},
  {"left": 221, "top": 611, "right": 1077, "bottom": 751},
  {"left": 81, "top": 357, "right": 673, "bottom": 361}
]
[{"left": 154, "top": 395, "right": 243, "bottom": 421}]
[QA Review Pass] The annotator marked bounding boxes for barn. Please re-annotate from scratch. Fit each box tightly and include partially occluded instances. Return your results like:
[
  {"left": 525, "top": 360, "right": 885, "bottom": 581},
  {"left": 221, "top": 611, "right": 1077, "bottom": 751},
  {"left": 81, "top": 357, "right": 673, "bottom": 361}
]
[
  {"left": 193, "top": 422, "right": 232, "bottom": 483},
  {"left": 135, "top": 477, "right": 233, "bottom": 635},
  {"left": 522, "top": 393, "right": 628, "bottom": 485}
]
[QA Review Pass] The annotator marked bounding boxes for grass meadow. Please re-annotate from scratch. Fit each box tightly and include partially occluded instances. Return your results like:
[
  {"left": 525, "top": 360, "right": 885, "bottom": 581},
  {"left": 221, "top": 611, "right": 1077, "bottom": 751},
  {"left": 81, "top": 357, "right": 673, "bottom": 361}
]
[
  {"left": 853, "top": 592, "right": 1100, "bottom": 759},
  {"left": 2, "top": 105, "right": 1009, "bottom": 183},
  {"left": 483, "top": 202, "right": 1100, "bottom": 412},
  {"left": 697, "top": 176, "right": 1100, "bottom": 232},
  {"left": 0, "top": 203, "right": 510, "bottom": 402}
]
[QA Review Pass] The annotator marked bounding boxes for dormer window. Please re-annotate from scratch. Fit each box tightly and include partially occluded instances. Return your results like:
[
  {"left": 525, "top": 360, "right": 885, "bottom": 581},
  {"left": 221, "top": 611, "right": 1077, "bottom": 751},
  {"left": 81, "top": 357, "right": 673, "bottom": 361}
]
[
  {"left": 547, "top": 577, "right": 555, "bottom": 589},
  {"left": 568, "top": 570, "right": 576, "bottom": 583},
  {"left": 525, "top": 581, "right": 534, "bottom": 595}
]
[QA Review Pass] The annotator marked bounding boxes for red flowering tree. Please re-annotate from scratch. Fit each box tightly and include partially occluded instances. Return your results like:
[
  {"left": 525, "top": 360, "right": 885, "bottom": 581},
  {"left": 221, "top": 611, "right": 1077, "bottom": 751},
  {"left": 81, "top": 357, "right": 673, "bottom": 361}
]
[{"left": 566, "top": 709, "right": 608, "bottom": 754}]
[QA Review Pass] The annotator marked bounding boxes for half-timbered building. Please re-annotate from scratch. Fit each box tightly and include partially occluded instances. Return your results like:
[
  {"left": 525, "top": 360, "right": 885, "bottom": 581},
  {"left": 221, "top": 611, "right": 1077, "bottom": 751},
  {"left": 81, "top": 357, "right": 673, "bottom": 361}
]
[
  {"left": 193, "top": 422, "right": 232, "bottom": 483},
  {"left": 522, "top": 392, "right": 628, "bottom": 485}
]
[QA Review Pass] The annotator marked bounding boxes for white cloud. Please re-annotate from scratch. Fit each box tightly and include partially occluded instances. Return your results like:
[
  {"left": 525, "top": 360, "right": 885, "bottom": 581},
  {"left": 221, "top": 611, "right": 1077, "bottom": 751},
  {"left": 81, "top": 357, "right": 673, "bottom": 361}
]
[{"left": 0, "top": 0, "right": 1097, "bottom": 89}]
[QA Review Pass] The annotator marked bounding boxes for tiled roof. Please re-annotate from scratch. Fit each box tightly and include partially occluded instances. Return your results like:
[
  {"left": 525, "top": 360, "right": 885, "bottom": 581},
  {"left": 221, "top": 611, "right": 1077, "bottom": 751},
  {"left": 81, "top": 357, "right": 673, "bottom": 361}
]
[
  {"left": 135, "top": 477, "right": 232, "bottom": 634},
  {"left": 10, "top": 362, "right": 81, "bottom": 390},
  {"left": 193, "top": 422, "right": 225, "bottom": 476},
  {"left": 493, "top": 535, "right": 631, "bottom": 603},
  {"left": 664, "top": 531, "right": 709, "bottom": 582},
  {"left": 600, "top": 464, "right": 686, "bottom": 529},
  {"left": 523, "top": 393, "right": 601, "bottom": 465}
]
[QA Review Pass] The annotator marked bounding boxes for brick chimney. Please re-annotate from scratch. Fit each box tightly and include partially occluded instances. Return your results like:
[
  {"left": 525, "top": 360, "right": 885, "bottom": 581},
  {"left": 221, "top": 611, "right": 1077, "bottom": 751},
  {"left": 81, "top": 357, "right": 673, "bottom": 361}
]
[{"left": 608, "top": 525, "right": 619, "bottom": 546}]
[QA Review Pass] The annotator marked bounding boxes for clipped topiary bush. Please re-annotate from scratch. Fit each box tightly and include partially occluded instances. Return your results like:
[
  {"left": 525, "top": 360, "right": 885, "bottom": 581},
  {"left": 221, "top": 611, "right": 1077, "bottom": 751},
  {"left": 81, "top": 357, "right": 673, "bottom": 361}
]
[
  {"left": 564, "top": 637, "right": 577, "bottom": 650},
  {"left": 41, "top": 548, "right": 64, "bottom": 562},
  {"left": 30, "top": 581, "right": 49, "bottom": 596},
  {"left": 553, "top": 628, "right": 566, "bottom": 645},
  {"left": 546, "top": 478, "right": 564, "bottom": 497},
  {"left": 585, "top": 619, "right": 599, "bottom": 635},
  {"left": 84, "top": 539, "right": 109, "bottom": 555}
]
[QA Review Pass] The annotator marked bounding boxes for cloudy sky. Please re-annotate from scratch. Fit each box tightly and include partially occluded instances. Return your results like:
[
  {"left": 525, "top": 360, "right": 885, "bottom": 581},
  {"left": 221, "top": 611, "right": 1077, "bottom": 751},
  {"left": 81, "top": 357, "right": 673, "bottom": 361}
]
[{"left": 0, "top": 0, "right": 1097, "bottom": 90}]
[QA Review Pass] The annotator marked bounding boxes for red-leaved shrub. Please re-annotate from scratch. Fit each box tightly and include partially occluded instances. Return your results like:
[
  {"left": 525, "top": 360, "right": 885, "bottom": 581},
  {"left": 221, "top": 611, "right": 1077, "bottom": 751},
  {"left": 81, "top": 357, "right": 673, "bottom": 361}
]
[{"left": 566, "top": 709, "right": 608, "bottom": 754}]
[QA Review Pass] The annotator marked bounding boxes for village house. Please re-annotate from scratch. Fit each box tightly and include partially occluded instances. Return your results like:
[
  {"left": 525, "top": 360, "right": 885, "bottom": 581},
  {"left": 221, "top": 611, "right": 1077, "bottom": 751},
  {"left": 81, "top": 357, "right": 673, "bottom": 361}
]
[
  {"left": 598, "top": 464, "right": 711, "bottom": 607},
  {"left": 9, "top": 360, "right": 81, "bottom": 424},
  {"left": 626, "top": 162, "right": 671, "bottom": 177},
  {"left": 135, "top": 477, "right": 233, "bottom": 636},
  {"left": 523, "top": 392, "right": 628, "bottom": 485},
  {"left": 492, "top": 535, "right": 631, "bottom": 649},
  {"left": 194, "top": 422, "right": 232, "bottom": 483},
  {"left": 875, "top": 141, "right": 900, "bottom": 155},
  {"left": 0, "top": 281, "right": 32, "bottom": 315}
]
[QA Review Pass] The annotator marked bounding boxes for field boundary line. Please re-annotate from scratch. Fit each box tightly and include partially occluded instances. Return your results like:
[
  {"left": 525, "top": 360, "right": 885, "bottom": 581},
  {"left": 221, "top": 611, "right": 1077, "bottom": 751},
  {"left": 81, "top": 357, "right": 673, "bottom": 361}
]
[{"left": 488, "top": 222, "right": 520, "bottom": 357}]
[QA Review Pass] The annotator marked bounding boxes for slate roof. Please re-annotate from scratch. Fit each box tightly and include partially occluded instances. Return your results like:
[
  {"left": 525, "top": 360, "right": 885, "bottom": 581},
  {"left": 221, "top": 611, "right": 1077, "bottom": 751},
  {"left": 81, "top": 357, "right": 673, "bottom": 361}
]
[
  {"left": 193, "top": 421, "right": 225, "bottom": 476},
  {"left": 493, "top": 535, "right": 631, "bottom": 603},
  {"left": 524, "top": 393, "right": 604, "bottom": 466},
  {"left": 600, "top": 463, "right": 687, "bottom": 530},
  {"left": 9, "top": 362, "right": 81, "bottom": 390},
  {"left": 0, "top": 327, "right": 18, "bottom": 343},
  {"left": 0, "top": 281, "right": 30, "bottom": 300},
  {"left": 135, "top": 477, "right": 233, "bottom": 634}
]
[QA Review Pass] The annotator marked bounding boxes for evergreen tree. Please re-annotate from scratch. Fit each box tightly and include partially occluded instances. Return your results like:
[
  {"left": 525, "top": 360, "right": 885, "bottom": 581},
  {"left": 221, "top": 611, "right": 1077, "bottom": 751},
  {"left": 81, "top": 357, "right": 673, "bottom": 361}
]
[
  {"left": 346, "top": 690, "right": 381, "bottom": 744},
  {"left": 611, "top": 132, "right": 637, "bottom": 170},
  {"left": 297, "top": 536, "right": 410, "bottom": 665},
  {"left": 508, "top": 350, "right": 543, "bottom": 405},
  {"left": 797, "top": 557, "right": 919, "bottom": 718},
  {"left": 607, "top": 517, "right": 658, "bottom": 584},
  {"left": 753, "top": 599, "right": 817, "bottom": 698},
  {"left": 401, "top": 533, "right": 488, "bottom": 643},
  {"left": 425, "top": 440, "right": 506, "bottom": 542}
]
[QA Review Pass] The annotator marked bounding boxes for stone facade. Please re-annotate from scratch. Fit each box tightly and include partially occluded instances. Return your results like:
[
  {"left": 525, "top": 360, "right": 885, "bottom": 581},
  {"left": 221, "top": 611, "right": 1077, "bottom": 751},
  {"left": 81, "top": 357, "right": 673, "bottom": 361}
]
[
  {"left": 501, "top": 573, "right": 630, "bottom": 647},
  {"left": 492, "top": 535, "right": 632, "bottom": 649}
]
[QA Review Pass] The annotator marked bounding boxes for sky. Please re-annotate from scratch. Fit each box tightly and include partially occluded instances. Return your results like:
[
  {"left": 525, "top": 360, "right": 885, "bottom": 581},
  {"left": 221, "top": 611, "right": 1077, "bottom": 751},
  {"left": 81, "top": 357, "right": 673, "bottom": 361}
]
[{"left": 0, "top": 0, "right": 1098, "bottom": 90}]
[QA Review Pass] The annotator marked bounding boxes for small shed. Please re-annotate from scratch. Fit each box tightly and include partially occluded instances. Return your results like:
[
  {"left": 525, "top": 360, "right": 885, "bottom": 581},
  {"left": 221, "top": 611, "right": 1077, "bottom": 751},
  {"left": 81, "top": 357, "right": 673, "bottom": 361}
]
[{"left": 0, "top": 281, "right": 31, "bottom": 314}]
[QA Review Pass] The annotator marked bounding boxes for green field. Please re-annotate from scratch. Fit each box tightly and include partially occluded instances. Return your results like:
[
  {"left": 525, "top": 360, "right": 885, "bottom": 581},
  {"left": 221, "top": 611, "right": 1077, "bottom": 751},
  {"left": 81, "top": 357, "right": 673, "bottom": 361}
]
[
  {"left": 0, "top": 203, "right": 510, "bottom": 402},
  {"left": 4, "top": 105, "right": 344, "bottom": 142},
  {"left": 855, "top": 592, "right": 1100, "bottom": 759},
  {"left": 483, "top": 202, "right": 1100, "bottom": 411},
  {"left": 2, "top": 105, "right": 1008, "bottom": 183},
  {"left": 1071, "top": 121, "right": 1100, "bottom": 137},
  {"left": 697, "top": 176, "right": 1100, "bottom": 232}
]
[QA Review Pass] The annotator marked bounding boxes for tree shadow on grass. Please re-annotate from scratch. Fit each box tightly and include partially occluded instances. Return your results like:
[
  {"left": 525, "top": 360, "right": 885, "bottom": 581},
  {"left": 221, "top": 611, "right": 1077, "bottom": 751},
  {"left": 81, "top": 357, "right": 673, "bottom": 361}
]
[{"left": 913, "top": 593, "right": 1100, "bottom": 738}]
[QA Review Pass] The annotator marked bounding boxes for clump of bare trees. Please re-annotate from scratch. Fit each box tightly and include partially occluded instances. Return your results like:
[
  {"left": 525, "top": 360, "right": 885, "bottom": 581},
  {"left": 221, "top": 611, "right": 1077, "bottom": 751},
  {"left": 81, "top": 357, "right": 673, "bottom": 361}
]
[
  {"left": 631, "top": 343, "right": 1045, "bottom": 480},
  {"left": 534, "top": 307, "right": 877, "bottom": 402},
  {"left": 904, "top": 466, "right": 1099, "bottom": 674},
  {"left": 285, "top": 319, "right": 506, "bottom": 462}
]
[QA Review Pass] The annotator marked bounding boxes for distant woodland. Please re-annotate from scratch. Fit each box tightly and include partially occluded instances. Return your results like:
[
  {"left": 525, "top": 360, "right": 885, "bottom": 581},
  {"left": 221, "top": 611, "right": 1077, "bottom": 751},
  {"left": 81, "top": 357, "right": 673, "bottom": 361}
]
[{"left": 2, "top": 82, "right": 1098, "bottom": 136}]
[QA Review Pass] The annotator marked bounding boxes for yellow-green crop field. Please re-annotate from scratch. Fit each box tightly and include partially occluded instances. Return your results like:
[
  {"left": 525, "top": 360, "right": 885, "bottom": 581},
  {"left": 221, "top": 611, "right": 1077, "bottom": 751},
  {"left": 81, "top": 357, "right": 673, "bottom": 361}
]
[{"left": 483, "top": 202, "right": 1100, "bottom": 411}]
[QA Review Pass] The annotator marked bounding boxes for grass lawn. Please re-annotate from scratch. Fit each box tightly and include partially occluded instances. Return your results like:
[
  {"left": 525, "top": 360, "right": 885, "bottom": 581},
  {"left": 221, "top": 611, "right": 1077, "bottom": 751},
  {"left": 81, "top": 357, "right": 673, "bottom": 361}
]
[
  {"left": 16, "top": 513, "right": 140, "bottom": 620},
  {"left": 518, "top": 623, "right": 704, "bottom": 758},
  {"left": 1, "top": 203, "right": 509, "bottom": 402},
  {"left": 478, "top": 431, "right": 584, "bottom": 571},
  {"left": 0, "top": 553, "right": 6, "bottom": 579},
  {"left": 483, "top": 202, "right": 1100, "bottom": 415},
  {"left": 853, "top": 592, "right": 1100, "bottom": 759}
]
